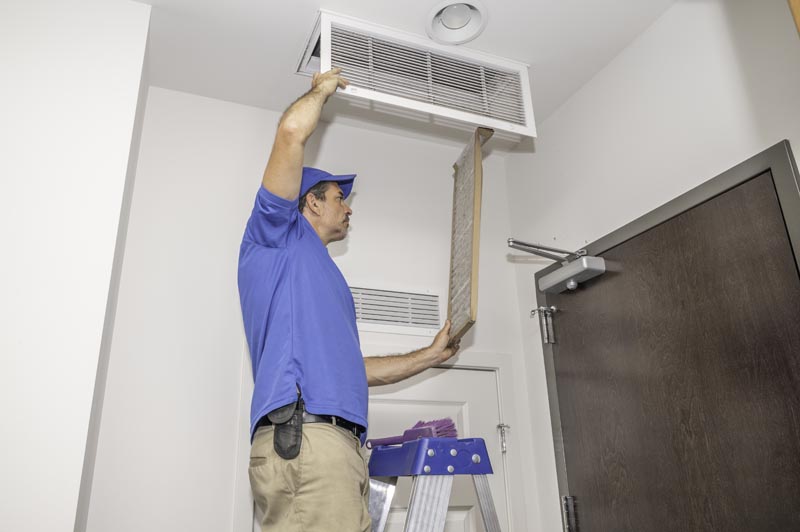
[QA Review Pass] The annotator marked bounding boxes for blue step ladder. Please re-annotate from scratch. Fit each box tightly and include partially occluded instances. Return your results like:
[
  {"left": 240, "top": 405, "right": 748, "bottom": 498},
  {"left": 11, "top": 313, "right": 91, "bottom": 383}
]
[{"left": 367, "top": 438, "right": 502, "bottom": 532}]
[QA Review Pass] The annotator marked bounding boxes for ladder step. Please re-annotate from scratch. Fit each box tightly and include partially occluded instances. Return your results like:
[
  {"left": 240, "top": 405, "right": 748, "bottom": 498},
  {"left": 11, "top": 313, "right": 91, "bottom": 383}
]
[{"left": 368, "top": 437, "right": 493, "bottom": 477}]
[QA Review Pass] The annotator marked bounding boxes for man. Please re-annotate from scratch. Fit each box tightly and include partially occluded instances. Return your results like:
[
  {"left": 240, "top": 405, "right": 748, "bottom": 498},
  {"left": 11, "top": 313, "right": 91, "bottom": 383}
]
[{"left": 238, "top": 67, "right": 461, "bottom": 532}]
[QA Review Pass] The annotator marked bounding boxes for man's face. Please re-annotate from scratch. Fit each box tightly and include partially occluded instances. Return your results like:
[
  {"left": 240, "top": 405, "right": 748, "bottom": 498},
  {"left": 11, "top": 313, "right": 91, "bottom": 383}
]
[{"left": 319, "top": 182, "right": 352, "bottom": 243}]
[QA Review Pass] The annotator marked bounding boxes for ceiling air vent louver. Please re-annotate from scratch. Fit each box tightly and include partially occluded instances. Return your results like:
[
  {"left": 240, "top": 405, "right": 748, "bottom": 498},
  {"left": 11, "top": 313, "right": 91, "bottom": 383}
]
[{"left": 297, "top": 10, "right": 536, "bottom": 138}]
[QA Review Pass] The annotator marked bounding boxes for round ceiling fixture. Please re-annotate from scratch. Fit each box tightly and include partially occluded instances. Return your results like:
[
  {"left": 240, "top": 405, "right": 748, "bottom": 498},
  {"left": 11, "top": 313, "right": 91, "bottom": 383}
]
[{"left": 426, "top": 1, "right": 488, "bottom": 45}]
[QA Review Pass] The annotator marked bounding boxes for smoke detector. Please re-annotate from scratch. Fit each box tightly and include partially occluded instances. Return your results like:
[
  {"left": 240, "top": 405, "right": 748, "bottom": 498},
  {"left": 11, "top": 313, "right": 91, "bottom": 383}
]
[{"left": 426, "top": 1, "right": 488, "bottom": 45}]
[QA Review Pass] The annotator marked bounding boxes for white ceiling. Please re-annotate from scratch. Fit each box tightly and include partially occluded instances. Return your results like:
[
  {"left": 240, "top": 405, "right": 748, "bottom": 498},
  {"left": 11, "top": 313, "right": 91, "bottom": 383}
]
[{"left": 142, "top": 0, "right": 675, "bottom": 136}]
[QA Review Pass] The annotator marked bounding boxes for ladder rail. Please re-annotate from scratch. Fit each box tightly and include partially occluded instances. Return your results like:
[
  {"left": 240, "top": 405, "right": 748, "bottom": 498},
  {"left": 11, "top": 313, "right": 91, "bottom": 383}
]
[
  {"left": 369, "top": 477, "right": 398, "bottom": 532},
  {"left": 404, "top": 475, "right": 454, "bottom": 532},
  {"left": 472, "top": 474, "right": 502, "bottom": 532},
  {"left": 367, "top": 437, "right": 501, "bottom": 532}
]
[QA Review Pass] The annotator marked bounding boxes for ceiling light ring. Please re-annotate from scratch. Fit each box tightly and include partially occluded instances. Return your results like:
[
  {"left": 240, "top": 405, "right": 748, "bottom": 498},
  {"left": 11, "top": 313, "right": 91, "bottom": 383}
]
[{"left": 425, "top": 0, "right": 488, "bottom": 45}]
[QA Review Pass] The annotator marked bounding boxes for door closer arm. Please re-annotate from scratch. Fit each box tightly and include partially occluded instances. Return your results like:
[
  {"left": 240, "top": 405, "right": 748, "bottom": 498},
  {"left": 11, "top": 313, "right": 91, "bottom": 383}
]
[{"left": 507, "top": 238, "right": 606, "bottom": 293}]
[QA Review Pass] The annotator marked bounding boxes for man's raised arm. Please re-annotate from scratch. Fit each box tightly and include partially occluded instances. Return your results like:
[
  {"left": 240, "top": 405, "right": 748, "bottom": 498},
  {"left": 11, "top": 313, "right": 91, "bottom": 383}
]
[{"left": 262, "top": 68, "right": 349, "bottom": 199}]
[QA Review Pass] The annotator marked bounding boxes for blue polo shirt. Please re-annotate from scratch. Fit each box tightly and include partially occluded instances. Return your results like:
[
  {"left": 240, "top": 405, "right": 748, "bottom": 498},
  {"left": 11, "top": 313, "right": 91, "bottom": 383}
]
[{"left": 238, "top": 185, "right": 368, "bottom": 441}]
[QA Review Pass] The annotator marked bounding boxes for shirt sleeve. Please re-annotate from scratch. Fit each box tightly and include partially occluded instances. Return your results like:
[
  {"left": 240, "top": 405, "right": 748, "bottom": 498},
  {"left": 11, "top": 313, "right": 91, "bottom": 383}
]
[{"left": 243, "top": 185, "right": 299, "bottom": 248}]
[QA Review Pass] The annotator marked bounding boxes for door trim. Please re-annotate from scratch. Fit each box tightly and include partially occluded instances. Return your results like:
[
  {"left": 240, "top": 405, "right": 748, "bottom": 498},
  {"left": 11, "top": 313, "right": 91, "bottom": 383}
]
[
  {"left": 435, "top": 350, "right": 526, "bottom": 532},
  {"left": 534, "top": 139, "right": 800, "bottom": 500}
]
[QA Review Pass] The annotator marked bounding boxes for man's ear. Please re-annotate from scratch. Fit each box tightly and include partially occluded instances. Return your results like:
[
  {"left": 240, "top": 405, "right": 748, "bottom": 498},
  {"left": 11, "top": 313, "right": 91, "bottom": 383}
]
[{"left": 305, "top": 193, "right": 322, "bottom": 216}]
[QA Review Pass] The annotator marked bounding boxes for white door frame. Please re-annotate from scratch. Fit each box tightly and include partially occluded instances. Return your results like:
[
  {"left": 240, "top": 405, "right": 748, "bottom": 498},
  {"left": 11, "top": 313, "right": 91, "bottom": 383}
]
[{"left": 438, "top": 349, "right": 535, "bottom": 532}]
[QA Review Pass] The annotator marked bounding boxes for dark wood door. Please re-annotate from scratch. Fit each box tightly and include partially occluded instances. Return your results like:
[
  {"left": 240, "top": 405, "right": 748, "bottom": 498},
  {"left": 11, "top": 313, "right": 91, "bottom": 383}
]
[{"left": 547, "top": 170, "right": 800, "bottom": 531}]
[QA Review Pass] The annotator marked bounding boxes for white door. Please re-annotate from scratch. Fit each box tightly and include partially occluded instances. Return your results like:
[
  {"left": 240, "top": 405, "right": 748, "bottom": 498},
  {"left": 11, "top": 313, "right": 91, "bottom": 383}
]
[{"left": 368, "top": 367, "right": 508, "bottom": 532}]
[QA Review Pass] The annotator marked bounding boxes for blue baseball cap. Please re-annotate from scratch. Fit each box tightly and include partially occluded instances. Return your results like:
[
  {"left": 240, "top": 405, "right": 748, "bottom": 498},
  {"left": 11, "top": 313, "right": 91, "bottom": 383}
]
[{"left": 300, "top": 167, "right": 356, "bottom": 199}]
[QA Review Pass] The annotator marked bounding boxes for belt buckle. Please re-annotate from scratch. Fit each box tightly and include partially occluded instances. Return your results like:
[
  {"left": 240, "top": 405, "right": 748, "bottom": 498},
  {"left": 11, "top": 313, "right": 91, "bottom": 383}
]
[{"left": 331, "top": 415, "right": 358, "bottom": 437}]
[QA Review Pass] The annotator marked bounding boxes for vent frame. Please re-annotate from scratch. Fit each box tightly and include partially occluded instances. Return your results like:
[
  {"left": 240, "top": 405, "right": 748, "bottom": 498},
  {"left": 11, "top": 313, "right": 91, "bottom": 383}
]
[{"left": 298, "top": 10, "right": 536, "bottom": 138}]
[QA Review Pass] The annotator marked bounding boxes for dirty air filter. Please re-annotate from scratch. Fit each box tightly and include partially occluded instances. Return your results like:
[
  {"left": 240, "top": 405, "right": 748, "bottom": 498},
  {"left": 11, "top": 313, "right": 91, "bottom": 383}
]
[{"left": 297, "top": 10, "right": 536, "bottom": 138}]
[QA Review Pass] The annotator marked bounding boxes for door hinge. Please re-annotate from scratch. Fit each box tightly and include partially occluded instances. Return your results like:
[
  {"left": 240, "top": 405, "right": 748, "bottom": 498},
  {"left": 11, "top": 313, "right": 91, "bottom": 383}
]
[
  {"left": 561, "top": 495, "right": 577, "bottom": 532},
  {"left": 497, "top": 423, "right": 510, "bottom": 454},
  {"left": 531, "top": 306, "right": 558, "bottom": 344}
]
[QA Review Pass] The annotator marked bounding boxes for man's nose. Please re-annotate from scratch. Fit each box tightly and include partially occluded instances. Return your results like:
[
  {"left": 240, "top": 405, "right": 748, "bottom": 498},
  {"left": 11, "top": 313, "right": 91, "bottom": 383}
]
[{"left": 344, "top": 203, "right": 353, "bottom": 215}]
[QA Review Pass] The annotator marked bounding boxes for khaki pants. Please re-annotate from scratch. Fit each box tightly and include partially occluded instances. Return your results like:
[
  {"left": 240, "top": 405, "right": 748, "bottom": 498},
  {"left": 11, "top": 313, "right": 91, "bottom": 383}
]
[{"left": 249, "top": 422, "right": 371, "bottom": 532}]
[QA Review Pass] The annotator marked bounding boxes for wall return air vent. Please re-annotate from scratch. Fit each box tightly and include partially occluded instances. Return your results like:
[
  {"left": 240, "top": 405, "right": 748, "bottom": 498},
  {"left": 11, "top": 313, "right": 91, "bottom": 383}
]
[
  {"left": 297, "top": 10, "right": 536, "bottom": 138},
  {"left": 350, "top": 286, "right": 440, "bottom": 336}
]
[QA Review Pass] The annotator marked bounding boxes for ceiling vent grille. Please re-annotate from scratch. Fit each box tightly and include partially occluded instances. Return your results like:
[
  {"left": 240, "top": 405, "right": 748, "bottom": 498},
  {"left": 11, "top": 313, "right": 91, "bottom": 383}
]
[
  {"left": 297, "top": 10, "right": 536, "bottom": 138},
  {"left": 350, "top": 286, "right": 440, "bottom": 331}
]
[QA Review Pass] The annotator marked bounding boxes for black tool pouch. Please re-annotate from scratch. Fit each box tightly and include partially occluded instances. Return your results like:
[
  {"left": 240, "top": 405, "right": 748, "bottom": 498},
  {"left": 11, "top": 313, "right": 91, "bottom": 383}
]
[{"left": 267, "top": 397, "right": 303, "bottom": 460}]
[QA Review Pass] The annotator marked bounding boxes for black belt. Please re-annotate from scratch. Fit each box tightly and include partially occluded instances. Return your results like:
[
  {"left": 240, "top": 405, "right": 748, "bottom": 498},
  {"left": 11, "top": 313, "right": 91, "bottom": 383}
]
[{"left": 256, "top": 410, "right": 364, "bottom": 438}]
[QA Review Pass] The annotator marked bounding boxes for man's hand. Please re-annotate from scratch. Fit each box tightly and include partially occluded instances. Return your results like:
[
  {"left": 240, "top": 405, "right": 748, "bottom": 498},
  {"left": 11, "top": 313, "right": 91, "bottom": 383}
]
[
  {"left": 261, "top": 68, "right": 349, "bottom": 199},
  {"left": 427, "top": 320, "right": 461, "bottom": 365},
  {"left": 364, "top": 320, "right": 461, "bottom": 386},
  {"left": 311, "top": 68, "right": 349, "bottom": 100}
]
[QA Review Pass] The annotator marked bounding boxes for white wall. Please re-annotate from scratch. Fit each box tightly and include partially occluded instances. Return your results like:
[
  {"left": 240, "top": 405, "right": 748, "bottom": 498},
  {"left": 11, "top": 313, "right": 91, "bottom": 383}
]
[
  {"left": 506, "top": 0, "right": 800, "bottom": 529},
  {"left": 0, "top": 1, "right": 150, "bottom": 531},
  {"left": 88, "top": 86, "right": 537, "bottom": 531}
]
